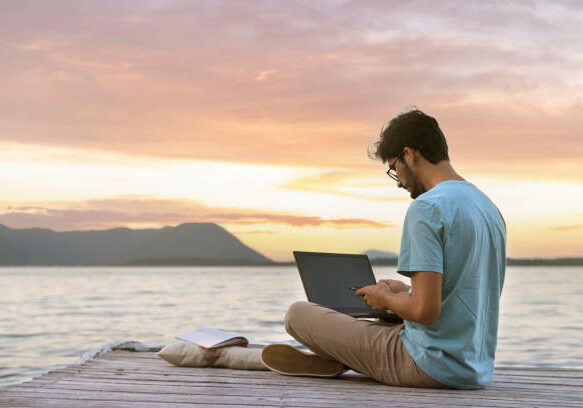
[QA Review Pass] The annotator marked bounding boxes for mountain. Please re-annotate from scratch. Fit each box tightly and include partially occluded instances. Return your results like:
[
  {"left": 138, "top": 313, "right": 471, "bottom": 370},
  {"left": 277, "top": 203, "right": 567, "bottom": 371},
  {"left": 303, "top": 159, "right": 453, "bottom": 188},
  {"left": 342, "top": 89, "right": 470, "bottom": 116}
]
[
  {"left": 362, "top": 249, "right": 398, "bottom": 265},
  {"left": 363, "top": 249, "right": 398, "bottom": 260},
  {"left": 506, "top": 257, "right": 583, "bottom": 266},
  {"left": 0, "top": 223, "right": 272, "bottom": 265}
]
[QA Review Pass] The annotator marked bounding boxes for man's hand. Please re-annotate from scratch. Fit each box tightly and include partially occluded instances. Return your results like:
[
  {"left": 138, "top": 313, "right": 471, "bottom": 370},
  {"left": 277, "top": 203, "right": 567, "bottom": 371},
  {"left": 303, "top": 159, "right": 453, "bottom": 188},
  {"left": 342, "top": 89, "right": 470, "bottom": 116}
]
[
  {"left": 356, "top": 272, "right": 442, "bottom": 325},
  {"left": 355, "top": 282, "right": 391, "bottom": 310},
  {"left": 378, "top": 279, "right": 410, "bottom": 294}
]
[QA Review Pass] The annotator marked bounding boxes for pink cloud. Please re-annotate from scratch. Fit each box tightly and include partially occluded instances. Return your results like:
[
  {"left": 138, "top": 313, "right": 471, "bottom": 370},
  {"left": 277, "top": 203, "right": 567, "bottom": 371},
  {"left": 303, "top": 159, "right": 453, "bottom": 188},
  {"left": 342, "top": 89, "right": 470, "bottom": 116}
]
[
  {"left": 0, "top": 197, "right": 389, "bottom": 231},
  {"left": 0, "top": 1, "right": 582, "bottom": 174},
  {"left": 206, "top": 212, "right": 387, "bottom": 228}
]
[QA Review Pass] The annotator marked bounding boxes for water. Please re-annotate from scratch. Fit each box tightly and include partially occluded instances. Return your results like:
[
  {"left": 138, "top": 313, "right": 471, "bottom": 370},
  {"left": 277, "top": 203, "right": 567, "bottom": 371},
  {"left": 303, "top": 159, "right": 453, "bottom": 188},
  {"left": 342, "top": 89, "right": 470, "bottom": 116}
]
[{"left": 1, "top": 266, "right": 582, "bottom": 387}]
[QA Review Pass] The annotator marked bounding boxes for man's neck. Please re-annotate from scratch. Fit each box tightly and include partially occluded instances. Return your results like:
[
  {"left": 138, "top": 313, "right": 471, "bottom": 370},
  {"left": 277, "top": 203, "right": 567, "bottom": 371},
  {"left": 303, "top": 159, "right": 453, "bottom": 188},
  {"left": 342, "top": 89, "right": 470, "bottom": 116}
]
[{"left": 418, "top": 161, "right": 465, "bottom": 192}]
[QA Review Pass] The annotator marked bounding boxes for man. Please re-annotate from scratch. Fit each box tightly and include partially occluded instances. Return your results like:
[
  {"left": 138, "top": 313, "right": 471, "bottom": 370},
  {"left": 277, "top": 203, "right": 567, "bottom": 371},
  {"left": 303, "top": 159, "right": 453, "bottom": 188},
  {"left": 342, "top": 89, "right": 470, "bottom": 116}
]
[{"left": 261, "top": 109, "right": 506, "bottom": 389}]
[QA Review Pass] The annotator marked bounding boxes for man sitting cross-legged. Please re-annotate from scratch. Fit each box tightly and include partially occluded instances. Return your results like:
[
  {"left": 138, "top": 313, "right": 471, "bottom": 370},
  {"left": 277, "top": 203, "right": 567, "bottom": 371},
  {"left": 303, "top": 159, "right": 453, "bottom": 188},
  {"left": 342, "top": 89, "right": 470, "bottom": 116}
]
[{"left": 261, "top": 109, "right": 506, "bottom": 390}]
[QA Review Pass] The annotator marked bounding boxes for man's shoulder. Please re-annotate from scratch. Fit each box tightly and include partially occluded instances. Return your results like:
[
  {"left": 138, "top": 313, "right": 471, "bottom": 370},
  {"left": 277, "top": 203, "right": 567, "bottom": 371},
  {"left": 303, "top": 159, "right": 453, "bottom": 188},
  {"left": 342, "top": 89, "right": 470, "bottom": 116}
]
[
  {"left": 414, "top": 181, "right": 505, "bottom": 232},
  {"left": 402, "top": 199, "right": 448, "bottom": 237},
  {"left": 417, "top": 181, "right": 489, "bottom": 209},
  {"left": 407, "top": 198, "right": 441, "bottom": 220},
  {"left": 410, "top": 182, "right": 492, "bottom": 221},
  {"left": 420, "top": 180, "right": 474, "bottom": 199}
]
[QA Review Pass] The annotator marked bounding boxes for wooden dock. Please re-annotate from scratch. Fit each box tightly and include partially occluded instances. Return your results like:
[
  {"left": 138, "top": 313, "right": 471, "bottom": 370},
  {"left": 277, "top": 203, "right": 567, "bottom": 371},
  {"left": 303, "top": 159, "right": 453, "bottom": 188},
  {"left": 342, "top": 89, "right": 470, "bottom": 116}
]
[{"left": 1, "top": 350, "right": 582, "bottom": 407}]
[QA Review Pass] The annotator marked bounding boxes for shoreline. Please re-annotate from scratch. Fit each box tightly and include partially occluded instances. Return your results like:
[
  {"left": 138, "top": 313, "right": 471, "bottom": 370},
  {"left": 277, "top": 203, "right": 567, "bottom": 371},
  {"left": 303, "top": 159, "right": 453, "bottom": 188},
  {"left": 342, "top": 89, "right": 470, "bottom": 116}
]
[{"left": 0, "top": 257, "right": 582, "bottom": 267}]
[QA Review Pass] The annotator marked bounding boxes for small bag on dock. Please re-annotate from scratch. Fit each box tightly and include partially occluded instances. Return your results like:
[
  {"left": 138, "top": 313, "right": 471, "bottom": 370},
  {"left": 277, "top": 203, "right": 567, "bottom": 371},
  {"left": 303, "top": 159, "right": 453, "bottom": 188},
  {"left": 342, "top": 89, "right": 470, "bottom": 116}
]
[{"left": 157, "top": 341, "right": 268, "bottom": 370}]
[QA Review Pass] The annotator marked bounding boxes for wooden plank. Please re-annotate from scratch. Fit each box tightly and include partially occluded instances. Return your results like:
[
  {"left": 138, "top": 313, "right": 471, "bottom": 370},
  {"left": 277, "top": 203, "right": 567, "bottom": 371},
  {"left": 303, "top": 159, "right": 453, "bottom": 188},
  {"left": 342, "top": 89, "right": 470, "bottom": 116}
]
[
  {"left": 40, "top": 366, "right": 583, "bottom": 394},
  {"left": 0, "top": 397, "right": 250, "bottom": 408},
  {"left": 67, "top": 358, "right": 583, "bottom": 385},
  {"left": 11, "top": 375, "right": 583, "bottom": 407},
  {"left": 3, "top": 388, "right": 581, "bottom": 407},
  {"left": 102, "top": 350, "right": 583, "bottom": 381},
  {"left": 4, "top": 388, "right": 580, "bottom": 408},
  {"left": 0, "top": 389, "right": 355, "bottom": 408},
  {"left": 97, "top": 352, "right": 583, "bottom": 377},
  {"left": 493, "top": 368, "right": 583, "bottom": 378},
  {"left": 23, "top": 374, "right": 583, "bottom": 396},
  {"left": 97, "top": 352, "right": 583, "bottom": 384},
  {"left": 11, "top": 377, "right": 583, "bottom": 405},
  {"left": 75, "top": 361, "right": 583, "bottom": 387},
  {"left": 102, "top": 351, "right": 583, "bottom": 375},
  {"left": 2, "top": 350, "right": 582, "bottom": 408}
]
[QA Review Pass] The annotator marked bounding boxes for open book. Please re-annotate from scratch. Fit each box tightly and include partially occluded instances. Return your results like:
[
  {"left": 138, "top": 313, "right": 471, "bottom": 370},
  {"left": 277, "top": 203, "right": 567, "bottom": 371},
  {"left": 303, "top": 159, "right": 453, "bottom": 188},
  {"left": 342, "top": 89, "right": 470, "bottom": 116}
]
[{"left": 176, "top": 328, "right": 270, "bottom": 349}]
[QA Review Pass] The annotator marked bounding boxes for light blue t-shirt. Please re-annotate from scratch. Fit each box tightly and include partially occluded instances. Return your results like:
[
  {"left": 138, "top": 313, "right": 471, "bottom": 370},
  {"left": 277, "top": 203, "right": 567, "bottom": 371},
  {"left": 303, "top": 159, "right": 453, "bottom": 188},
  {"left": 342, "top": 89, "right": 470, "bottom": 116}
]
[{"left": 397, "top": 180, "right": 506, "bottom": 389}]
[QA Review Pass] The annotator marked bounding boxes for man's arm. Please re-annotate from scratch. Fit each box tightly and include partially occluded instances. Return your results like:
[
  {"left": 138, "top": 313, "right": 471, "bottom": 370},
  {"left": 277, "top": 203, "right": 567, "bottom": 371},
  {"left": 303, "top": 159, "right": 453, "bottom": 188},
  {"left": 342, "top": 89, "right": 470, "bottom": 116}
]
[{"left": 356, "top": 271, "right": 442, "bottom": 325}]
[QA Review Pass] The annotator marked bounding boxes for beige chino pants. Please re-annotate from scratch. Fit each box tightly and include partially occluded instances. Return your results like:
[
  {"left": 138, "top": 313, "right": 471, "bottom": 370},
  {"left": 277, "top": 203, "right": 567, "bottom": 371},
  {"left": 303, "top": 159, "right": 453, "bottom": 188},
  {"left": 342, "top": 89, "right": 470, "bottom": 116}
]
[{"left": 284, "top": 301, "right": 447, "bottom": 388}]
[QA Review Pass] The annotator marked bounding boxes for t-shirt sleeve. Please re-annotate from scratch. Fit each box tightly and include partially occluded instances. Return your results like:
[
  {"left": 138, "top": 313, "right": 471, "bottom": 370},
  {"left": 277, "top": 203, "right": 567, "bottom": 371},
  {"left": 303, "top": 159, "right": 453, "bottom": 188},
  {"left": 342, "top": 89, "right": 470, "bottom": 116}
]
[{"left": 397, "top": 199, "right": 445, "bottom": 277}]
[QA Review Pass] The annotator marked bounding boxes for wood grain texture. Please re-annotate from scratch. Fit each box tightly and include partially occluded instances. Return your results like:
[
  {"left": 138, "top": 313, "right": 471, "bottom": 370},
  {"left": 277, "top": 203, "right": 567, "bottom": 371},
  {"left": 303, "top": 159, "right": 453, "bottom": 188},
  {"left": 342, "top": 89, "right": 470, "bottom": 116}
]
[{"left": 1, "top": 351, "right": 582, "bottom": 407}]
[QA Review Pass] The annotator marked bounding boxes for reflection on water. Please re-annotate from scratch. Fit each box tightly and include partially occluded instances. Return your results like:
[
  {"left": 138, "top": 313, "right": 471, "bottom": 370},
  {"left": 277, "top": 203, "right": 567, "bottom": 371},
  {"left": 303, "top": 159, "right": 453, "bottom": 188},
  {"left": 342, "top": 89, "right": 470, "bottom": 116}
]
[{"left": 1, "top": 266, "right": 582, "bottom": 387}]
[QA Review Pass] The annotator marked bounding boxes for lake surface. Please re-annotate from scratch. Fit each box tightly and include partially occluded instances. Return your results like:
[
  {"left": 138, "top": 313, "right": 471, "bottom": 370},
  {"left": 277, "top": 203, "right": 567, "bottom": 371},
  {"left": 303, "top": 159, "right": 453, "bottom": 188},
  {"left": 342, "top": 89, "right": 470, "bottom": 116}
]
[{"left": 1, "top": 266, "right": 583, "bottom": 387}]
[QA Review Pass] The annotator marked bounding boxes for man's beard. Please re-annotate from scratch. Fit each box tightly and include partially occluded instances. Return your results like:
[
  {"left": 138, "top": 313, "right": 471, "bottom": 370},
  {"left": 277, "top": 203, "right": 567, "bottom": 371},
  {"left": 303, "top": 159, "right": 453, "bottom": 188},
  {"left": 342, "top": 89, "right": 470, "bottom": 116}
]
[
  {"left": 400, "top": 163, "right": 426, "bottom": 199},
  {"left": 409, "top": 181, "right": 425, "bottom": 199}
]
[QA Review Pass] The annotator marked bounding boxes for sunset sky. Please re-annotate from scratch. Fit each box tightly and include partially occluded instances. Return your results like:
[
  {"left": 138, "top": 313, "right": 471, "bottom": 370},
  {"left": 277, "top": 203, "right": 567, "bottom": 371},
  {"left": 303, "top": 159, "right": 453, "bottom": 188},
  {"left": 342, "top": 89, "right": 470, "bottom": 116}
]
[{"left": 1, "top": 1, "right": 582, "bottom": 261}]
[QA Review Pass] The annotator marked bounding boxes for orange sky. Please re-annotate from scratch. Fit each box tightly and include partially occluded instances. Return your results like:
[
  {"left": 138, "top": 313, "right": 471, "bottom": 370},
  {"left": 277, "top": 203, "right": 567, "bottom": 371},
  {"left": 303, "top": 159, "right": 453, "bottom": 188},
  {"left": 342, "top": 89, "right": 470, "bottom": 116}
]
[{"left": 1, "top": 1, "right": 582, "bottom": 260}]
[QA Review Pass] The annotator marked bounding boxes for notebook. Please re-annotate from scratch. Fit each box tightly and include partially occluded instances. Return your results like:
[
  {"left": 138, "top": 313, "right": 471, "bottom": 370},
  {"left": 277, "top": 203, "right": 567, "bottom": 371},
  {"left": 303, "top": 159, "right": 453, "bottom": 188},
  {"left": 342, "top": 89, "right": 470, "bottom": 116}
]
[{"left": 176, "top": 328, "right": 269, "bottom": 349}]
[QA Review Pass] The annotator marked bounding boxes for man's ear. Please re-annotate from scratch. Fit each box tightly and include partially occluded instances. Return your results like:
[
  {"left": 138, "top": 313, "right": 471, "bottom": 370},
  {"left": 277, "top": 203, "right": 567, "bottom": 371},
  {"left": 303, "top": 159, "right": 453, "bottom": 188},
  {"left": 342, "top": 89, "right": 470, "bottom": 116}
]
[{"left": 403, "top": 146, "right": 416, "bottom": 166}]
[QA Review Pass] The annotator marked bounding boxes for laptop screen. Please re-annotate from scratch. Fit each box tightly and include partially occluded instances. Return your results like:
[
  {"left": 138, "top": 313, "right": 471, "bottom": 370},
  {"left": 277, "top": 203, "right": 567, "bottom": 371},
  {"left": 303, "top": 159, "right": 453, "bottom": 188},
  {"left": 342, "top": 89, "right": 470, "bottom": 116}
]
[{"left": 293, "top": 251, "right": 378, "bottom": 313}]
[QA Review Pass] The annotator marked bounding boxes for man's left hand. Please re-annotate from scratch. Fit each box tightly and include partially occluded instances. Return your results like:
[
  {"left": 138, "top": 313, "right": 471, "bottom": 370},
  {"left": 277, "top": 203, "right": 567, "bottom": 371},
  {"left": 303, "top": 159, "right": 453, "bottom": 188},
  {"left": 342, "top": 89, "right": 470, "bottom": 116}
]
[{"left": 355, "top": 282, "right": 391, "bottom": 310}]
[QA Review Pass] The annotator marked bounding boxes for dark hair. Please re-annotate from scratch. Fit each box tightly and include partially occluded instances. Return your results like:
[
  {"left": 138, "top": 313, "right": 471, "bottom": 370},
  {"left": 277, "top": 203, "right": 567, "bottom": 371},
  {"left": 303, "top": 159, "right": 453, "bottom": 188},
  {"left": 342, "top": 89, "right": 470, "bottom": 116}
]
[{"left": 370, "top": 108, "right": 449, "bottom": 164}]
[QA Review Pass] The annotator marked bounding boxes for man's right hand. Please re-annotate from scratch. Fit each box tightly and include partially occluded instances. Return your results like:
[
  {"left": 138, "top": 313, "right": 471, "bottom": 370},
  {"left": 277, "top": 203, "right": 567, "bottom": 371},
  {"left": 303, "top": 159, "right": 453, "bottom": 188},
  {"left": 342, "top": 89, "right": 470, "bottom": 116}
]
[{"left": 378, "top": 279, "right": 410, "bottom": 293}]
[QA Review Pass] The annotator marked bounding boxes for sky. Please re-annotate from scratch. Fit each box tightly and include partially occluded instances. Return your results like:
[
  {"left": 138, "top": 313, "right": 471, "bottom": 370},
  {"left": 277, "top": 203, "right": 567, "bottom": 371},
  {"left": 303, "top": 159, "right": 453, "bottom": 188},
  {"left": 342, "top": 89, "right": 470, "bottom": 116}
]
[{"left": 1, "top": 0, "right": 582, "bottom": 261}]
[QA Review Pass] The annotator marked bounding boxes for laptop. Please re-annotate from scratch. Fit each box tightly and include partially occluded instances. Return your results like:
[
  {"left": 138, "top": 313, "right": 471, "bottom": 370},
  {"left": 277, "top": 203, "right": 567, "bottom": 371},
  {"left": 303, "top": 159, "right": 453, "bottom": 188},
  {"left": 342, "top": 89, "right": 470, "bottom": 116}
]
[{"left": 293, "top": 251, "right": 402, "bottom": 323}]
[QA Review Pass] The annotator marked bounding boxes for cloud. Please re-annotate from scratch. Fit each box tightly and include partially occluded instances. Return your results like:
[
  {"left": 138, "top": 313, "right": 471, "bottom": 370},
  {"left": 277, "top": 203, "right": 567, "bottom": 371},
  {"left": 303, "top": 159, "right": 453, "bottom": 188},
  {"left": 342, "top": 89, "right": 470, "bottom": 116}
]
[
  {"left": 206, "top": 212, "right": 387, "bottom": 228},
  {"left": 551, "top": 224, "right": 583, "bottom": 232},
  {"left": 1, "top": 0, "right": 582, "bottom": 174},
  {"left": 281, "top": 170, "right": 408, "bottom": 202},
  {"left": 256, "top": 69, "right": 278, "bottom": 81},
  {"left": 231, "top": 230, "right": 275, "bottom": 235},
  {"left": 0, "top": 197, "right": 389, "bottom": 231}
]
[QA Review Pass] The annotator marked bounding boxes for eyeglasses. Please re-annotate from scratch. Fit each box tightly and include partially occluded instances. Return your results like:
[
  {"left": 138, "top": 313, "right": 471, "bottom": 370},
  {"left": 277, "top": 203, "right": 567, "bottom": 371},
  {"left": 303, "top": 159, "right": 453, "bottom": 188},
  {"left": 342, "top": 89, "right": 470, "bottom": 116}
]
[{"left": 386, "top": 151, "right": 405, "bottom": 182}]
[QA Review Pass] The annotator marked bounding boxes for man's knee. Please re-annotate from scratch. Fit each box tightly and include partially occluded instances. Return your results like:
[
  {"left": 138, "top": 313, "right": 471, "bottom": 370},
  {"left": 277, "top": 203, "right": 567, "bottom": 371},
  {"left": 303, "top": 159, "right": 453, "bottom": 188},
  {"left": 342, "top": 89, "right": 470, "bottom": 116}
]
[{"left": 284, "top": 301, "right": 312, "bottom": 334}]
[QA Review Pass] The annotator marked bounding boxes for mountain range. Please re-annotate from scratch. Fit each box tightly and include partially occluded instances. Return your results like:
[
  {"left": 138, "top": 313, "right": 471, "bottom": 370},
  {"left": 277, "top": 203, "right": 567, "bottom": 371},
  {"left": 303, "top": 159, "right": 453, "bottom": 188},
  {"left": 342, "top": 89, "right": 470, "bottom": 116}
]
[
  {"left": 363, "top": 249, "right": 398, "bottom": 260},
  {"left": 0, "top": 223, "right": 580, "bottom": 266},
  {"left": 0, "top": 223, "right": 271, "bottom": 266}
]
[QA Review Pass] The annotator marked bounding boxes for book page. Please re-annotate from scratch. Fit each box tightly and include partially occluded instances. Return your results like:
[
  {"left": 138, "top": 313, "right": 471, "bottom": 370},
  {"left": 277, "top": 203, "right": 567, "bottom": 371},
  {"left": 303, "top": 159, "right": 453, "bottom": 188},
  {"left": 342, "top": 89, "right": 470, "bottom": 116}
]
[
  {"left": 177, "top": 328, "right": 246, "bottom": 348},
  {"left": 245, "top": 337, "right": 271, "bottom": 348}
]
